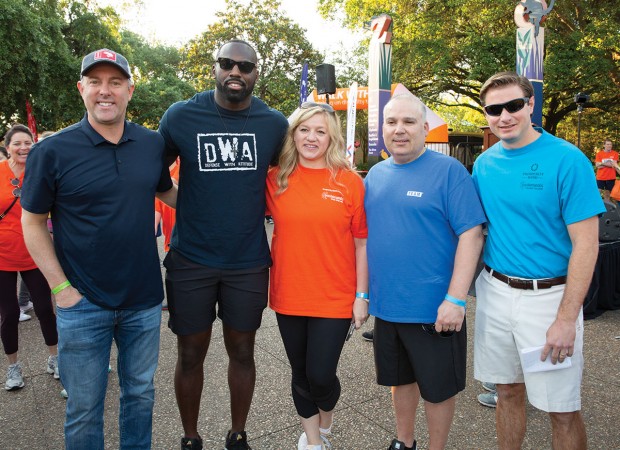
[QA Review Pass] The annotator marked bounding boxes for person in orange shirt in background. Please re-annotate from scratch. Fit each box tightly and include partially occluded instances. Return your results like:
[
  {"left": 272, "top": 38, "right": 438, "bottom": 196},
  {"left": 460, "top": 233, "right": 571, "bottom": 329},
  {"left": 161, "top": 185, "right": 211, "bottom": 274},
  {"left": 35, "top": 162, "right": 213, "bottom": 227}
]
[
  {"left": 155, "top": 158, "right": 180, "bottom": 252},
  {"left": 0, "top": 124, "right": 59, "bottom": 391},
  {"left": 266, "top": 102, "right": 368, "bottom": 450},
  {"left": 595, "top": 138, "right": 618, "bottom": 202},
  {"left": 155, "top": 158, "right": 179, "bottom": 310}
]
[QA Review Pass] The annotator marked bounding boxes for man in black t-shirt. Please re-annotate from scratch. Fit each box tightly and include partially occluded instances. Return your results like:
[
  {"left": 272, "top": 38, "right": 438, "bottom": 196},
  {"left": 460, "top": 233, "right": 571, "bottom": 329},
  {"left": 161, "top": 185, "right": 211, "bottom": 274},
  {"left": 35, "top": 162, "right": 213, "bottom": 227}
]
[{"left": 159, "top": 39, "right": 288, "bottom": 450}]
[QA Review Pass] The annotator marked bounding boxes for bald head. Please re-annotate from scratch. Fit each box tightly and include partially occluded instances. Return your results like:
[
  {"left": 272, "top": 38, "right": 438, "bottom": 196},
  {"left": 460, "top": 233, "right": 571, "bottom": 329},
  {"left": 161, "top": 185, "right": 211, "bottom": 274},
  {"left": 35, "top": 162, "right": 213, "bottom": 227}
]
[
  {"left": 384, "top": 94, "right": 427, "bottom": 123},
  {"left": 216, "top": 39, "right": 257, "bottom": 63}
]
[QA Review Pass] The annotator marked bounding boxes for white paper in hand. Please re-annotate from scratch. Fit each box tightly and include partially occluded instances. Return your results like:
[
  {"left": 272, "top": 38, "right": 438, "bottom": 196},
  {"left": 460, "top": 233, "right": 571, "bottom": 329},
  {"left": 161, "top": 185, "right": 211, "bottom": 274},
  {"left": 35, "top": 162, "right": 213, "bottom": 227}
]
[{"left": 519, "top": 345, "right": 572, "bottom": 373}]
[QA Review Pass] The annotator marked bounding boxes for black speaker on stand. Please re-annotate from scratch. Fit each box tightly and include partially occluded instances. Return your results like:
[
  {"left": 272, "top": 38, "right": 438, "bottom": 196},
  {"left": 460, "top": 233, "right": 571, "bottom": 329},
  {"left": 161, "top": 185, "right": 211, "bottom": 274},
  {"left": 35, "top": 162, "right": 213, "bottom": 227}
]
[{"left": 316, "top": 64, "right": 336, "bottom": 104}]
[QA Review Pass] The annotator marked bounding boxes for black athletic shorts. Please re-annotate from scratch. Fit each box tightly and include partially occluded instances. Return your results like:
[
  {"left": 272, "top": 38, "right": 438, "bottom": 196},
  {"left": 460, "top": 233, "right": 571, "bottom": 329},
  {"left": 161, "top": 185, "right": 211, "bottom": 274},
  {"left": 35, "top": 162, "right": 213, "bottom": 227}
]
[
  {"left": 597, "top": 179, "right": 615, "bottom": 191},
  {"left": 163, "top": 249, "right": 269, "bottom": 336},
  {"left": 374, "top": 317, "right": 467, "bottom": 403}
]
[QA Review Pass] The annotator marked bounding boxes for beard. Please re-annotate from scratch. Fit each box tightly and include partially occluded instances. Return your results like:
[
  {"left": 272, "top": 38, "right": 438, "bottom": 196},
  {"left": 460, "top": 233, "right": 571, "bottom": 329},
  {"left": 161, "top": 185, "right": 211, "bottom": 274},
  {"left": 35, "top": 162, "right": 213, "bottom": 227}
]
[{"left": 215, "top": 78, "right": 255, "bottom": 103}]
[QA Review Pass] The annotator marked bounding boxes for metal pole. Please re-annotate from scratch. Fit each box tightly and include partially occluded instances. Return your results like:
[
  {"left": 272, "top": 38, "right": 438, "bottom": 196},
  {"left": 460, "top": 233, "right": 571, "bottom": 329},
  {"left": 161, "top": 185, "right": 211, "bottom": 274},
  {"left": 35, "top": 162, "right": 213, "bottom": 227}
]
[{"left": 576, "top": 104, "right": 583, "bottom": 148}]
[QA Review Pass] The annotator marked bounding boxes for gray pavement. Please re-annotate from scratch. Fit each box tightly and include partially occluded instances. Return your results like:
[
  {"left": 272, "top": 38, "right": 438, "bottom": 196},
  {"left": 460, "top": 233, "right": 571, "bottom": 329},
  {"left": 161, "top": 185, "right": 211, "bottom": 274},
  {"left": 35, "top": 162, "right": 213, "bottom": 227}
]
[{"left": 2, "top": 228, "right": 620, "bottom": 449}]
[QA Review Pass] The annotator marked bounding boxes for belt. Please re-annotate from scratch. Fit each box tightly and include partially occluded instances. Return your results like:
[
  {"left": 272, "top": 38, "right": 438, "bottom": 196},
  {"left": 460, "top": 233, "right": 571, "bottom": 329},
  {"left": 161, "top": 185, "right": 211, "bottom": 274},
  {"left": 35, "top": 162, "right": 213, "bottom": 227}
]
[{"left": 484, "top": 265, "right": 566, "bottom": 290}]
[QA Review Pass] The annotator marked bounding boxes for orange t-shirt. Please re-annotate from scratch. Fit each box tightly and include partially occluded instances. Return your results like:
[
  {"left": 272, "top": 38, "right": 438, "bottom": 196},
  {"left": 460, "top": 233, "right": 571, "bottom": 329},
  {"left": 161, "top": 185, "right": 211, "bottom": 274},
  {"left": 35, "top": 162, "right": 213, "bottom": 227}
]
[
  {"left": 155, "top": 160, "right": 179, "bottom": 252},
  {"left": 266, "top": 165, "right": 367, "bottom": 319},
  {"left": 0, "top": 161, "right": 37, "bottom": 271},
  {"left": 595, "top": 150, "right": 618, "bottom": 180}
]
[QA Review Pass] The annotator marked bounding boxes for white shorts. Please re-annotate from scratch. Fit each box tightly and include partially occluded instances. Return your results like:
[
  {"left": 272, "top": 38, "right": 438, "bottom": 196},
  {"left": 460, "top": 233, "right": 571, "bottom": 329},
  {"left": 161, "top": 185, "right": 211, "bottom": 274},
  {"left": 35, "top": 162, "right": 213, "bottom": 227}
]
[{"left": 473, "top": 269, "right": 583, "bottom": 413}]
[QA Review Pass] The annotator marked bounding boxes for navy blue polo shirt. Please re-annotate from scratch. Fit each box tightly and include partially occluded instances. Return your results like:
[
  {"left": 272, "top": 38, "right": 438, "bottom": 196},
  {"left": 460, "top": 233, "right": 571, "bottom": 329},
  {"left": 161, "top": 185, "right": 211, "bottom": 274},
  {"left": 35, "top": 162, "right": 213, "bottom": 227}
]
[{"left": 21, "top": 115, "right": 173, "bottom": 310}]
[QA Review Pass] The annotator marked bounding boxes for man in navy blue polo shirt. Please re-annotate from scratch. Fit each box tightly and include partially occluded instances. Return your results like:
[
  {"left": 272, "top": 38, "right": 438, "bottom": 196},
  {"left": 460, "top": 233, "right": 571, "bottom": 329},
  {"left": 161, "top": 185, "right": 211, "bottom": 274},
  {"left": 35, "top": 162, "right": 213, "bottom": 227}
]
[{"left": 21, "top": 48, "right": 176, "bottom": 450}]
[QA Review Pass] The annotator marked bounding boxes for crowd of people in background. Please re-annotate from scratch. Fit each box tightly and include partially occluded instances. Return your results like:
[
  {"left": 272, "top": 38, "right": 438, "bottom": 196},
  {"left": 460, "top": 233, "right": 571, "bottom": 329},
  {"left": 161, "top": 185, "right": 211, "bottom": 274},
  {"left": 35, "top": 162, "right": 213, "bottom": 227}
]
[{"left": 0, "top": 40, "right": 614, "bottom": 450}]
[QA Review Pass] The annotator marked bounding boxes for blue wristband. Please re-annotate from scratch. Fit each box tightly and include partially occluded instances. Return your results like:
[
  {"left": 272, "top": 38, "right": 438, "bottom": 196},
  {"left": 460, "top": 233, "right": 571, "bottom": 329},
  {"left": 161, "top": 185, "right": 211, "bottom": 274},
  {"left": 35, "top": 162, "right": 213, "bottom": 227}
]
[
  {"left": 355, "top": 292, "right": 369, "bottom": 302},
  {"left": 445, "top": 294, "right": 466, "bottom": 308}
]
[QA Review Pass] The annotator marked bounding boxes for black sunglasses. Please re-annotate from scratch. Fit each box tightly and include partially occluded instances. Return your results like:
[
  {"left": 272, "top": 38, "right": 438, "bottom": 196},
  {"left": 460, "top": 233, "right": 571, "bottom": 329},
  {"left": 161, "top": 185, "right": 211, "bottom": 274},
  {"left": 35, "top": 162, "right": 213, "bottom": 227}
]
[
  {"left": 216, "top": 57, "right": 256, "bottom": 74},
  {"left": 421, "top": 323, "right": 454, "bottom": 338},
  {"left": 300, "top": 102, "right": 335, "bottom": 114},
  {"left": 483, "top": 97, "right": 530, "bottom": 117},
  {"left": 10, "top": 178, "right": 21, "bottom": 198}
]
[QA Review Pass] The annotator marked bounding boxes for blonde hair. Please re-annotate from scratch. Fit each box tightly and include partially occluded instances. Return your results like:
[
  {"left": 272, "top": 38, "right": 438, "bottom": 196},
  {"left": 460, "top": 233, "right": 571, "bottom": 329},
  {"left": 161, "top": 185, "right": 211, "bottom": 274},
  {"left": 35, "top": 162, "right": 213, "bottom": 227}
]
[{"left": 275, "top": 106, "right": 355, "bottom": 194}]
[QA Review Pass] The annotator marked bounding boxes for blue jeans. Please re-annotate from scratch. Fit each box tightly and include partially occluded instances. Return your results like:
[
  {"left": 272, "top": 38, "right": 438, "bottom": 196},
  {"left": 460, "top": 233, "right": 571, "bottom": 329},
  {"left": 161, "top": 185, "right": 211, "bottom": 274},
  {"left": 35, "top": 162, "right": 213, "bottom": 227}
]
[{"left": 57, "top": 297, "right": 161, "bottom": 450}]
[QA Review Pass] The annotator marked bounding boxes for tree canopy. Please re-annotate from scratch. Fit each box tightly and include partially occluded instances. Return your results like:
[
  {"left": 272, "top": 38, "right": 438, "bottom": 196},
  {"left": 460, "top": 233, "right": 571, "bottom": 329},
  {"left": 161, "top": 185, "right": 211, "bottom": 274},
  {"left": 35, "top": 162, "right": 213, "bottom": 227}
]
[
  {"left": 2, "top": 0, "right": 618, "bottom": 155},
  {"left": 319, "top": 0, "right": 620, "bottom": 153},
  {"left": 0, "top": 0, "right": 195, "bottom": 132},
  {"left": 0, "top": 0, "right": 328, "bottom": 133},
  {"left": 180, "top": 0, "right": 323, "bottom": 117}
]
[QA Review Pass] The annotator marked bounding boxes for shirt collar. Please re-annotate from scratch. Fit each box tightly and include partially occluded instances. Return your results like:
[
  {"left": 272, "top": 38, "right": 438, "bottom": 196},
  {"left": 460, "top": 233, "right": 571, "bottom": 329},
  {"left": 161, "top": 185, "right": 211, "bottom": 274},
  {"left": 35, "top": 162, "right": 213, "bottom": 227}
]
[{"left": 80, "top": 113, "right": 135, "bottom": 146}]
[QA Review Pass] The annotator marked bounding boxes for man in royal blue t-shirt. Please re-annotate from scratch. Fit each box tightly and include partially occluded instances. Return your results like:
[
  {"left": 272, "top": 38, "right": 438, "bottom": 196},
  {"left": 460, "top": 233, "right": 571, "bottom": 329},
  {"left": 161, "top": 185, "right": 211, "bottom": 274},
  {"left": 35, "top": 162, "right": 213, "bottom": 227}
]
[
  {"left": 158, "top": 39, "right": 288, "bottom": 450},
  {"left": 365, "top": 94, "right": 486, "bottom": 450}
]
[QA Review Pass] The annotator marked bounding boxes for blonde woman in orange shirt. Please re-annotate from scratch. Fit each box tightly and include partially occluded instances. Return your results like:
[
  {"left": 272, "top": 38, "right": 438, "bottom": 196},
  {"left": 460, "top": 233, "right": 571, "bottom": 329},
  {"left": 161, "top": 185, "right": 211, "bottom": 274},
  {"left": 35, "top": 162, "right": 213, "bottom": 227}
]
[{"left": 266, "top": 103, "right": 368, "bottom": 450}]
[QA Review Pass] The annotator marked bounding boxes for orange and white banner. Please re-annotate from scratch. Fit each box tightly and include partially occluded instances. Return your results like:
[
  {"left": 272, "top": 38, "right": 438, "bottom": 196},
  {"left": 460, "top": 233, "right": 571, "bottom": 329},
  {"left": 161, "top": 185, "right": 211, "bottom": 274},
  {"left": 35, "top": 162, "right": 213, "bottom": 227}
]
[{"left": 307, "top": 87, "right": 368, "bottom": 111}]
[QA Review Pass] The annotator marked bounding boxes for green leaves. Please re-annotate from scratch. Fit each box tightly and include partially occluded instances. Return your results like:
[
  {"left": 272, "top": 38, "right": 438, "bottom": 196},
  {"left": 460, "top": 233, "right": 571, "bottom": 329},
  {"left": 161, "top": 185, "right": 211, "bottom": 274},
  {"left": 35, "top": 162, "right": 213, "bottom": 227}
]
[
  {"left": 180, "top": 0, "right": 323, "bottom": 116},
  {"left": 319, "top": 0, "right": 620, "bottom": 149}
]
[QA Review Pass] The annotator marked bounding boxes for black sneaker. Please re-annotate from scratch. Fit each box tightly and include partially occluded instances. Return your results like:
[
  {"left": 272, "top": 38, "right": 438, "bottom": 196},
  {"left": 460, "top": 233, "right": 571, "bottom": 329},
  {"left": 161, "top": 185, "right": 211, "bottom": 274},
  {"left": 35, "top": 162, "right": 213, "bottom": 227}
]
[
  {"left": 225, "top": 430, "right": 252, "bottom": 450},
  {"left": 362, "top": 329, "right": 374, "bottom": 342},
  {"left": 388, "top": 439, "right": 416, "bottom": 450},
  {"left": 181, "top": 436, "right": 203, "bottom": 450}
]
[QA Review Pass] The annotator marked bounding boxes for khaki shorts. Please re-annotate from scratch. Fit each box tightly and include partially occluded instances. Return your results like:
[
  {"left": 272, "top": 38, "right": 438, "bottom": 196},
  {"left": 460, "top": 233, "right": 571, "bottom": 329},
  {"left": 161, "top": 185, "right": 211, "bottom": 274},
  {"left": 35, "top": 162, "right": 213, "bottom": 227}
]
[{"left": 473, "top": 269, "right": 583, "bottom": 413}]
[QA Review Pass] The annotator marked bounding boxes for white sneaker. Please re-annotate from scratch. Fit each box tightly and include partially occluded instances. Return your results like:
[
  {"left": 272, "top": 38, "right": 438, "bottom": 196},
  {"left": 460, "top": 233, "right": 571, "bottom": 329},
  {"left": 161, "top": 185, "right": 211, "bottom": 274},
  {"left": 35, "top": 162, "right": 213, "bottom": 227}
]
[
  {"left": 298, "top": 433, "right": 330, "bottom": 450},
  {"left": 5, "top": 362, "right": 25, "bottom": 390},
  {"left": 19, "top": 312, "right": 31, "bottom": 322},
  {"left": 46, "top": 355, "right": 60, "bottom": 379},
  {"left": 20, "top": 301, "right": 34, "bottom": 314},
  {"left": 60, "top": 388, "right": 68, "bottom": 399},
  {"left": 298, "top": 432, "right": 308, "bottom": 450}
]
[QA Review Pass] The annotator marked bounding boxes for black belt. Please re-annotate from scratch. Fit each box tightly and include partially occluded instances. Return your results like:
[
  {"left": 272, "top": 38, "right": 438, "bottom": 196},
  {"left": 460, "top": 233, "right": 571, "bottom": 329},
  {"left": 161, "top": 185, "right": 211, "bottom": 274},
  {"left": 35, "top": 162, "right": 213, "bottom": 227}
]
[{"left": 484, "top": 265, "right": 566, "bottom": 290}]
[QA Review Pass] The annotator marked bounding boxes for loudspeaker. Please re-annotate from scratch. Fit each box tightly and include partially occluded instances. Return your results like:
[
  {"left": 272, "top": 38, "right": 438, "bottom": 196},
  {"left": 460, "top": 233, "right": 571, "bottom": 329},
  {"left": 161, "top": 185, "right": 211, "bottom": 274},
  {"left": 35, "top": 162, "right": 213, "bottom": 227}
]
[
  {"left": 316, "top": 64, "right": 336, "bottom": 95},
  {"left": 599, "top": 201, "right": 620, "bottom": 242}
]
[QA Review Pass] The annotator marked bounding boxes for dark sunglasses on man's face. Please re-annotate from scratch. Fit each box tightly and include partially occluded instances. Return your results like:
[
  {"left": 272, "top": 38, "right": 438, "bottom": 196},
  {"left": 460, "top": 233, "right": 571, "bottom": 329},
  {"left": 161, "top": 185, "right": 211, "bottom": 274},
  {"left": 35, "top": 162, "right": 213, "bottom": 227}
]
[
  {"left": 10, "top": 178, "right": 21, "bottom": 198},
  {"left": 216, "top": 57, "right": 256, "bottom": 74},
  {"left": 483, "top": 97, "right": 530, "bottom": 117},
  {"left": 300, "top": 102, "right": 335, "bottom": 114}
]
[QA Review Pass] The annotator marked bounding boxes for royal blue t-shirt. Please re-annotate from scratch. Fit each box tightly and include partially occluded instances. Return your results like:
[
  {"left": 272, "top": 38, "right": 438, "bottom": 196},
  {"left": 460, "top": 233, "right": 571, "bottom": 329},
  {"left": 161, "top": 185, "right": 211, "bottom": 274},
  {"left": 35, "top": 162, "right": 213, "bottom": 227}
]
[
  {"left": 21, "top": 115, "right": 173, "bottom": 310},
  {"left": 365, "top": 150, "right": 486, "bottom": 323},
  {"left": 159, "top": 91, "right": 288, "bottom": 269}
]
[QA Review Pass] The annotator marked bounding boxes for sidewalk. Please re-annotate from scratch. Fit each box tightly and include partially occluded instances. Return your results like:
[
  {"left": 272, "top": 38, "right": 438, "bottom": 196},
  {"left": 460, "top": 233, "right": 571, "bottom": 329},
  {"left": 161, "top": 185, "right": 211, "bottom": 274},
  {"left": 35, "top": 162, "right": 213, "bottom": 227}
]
[{"left": 2, "top": 232, "right": 619, "bottom": 448}]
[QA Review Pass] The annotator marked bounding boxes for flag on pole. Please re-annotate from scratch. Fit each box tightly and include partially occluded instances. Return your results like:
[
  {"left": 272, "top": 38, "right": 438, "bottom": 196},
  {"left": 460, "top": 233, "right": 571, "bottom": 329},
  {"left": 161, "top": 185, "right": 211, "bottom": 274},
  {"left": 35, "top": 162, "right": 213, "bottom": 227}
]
[
  {"left": 345, "top": 82, "right": 358, "bottom": 167},
  {"left": 26, "top": 100, "right": 38, "bottom": 142},
  {"left": 299, "top": 62, "right": 309, "bottom": 107}
]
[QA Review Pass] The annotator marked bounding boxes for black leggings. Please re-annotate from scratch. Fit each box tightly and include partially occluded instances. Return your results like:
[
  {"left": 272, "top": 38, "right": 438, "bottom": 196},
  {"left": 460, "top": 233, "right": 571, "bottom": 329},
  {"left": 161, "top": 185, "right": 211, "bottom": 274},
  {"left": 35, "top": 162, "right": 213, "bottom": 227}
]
[
  {"left": 276, "top": 313, "right": 350, "bottom": 418},
  {"left": 0, "top": 269, "right": 57, "bottom": 355}
]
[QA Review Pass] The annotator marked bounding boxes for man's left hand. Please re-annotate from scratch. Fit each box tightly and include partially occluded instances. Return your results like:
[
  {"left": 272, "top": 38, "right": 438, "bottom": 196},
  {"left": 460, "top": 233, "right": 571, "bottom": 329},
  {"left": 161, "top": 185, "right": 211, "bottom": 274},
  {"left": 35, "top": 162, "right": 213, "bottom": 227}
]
[
  {"left": 435, "top": 300, "right": 465, "bottom": 333},
  {"left": 541, "top": 318, "right": 576, "bottom": 364}
]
